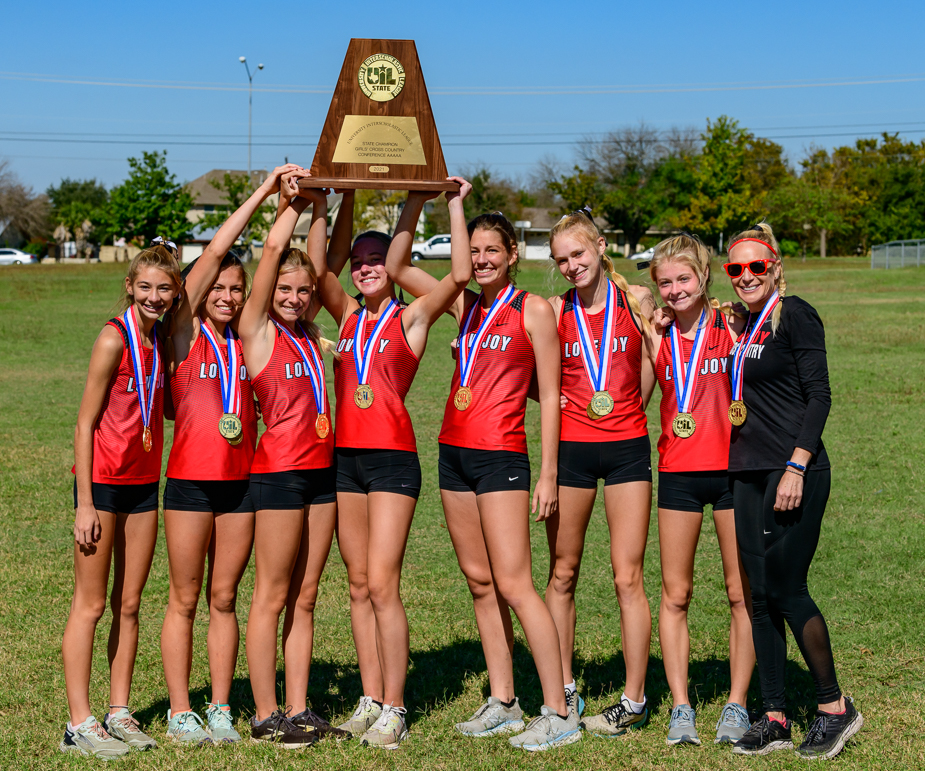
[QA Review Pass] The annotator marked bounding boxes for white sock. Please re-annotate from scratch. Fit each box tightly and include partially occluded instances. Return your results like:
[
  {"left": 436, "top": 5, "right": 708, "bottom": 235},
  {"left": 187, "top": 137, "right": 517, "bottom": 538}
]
[
  {"left": 67, "top": 722, "right": 76, "bottom": 732},
  {"left": 564, "top": 681, "right": 577, "bottom": 695},
  {"left": 621, "top": 693, "right": 646, "bottom": 714}
]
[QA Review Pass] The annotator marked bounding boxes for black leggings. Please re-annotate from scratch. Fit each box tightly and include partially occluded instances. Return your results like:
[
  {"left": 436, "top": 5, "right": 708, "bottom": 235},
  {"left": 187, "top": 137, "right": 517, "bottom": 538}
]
[{"left": 732, "top": 468, "right": 841, "bottom": 713}]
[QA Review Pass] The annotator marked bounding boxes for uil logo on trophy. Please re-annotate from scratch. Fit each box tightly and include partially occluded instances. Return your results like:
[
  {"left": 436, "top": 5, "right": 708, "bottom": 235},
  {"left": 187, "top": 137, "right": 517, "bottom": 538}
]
[{"left": 300, "top": 38, "right": 458, "bottom": 193}]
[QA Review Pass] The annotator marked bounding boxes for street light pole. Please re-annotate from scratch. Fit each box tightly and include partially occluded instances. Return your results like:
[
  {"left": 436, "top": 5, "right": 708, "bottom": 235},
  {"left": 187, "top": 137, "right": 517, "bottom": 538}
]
[{"left": 238, "top": 56, "right": 264, "bottom": 189}]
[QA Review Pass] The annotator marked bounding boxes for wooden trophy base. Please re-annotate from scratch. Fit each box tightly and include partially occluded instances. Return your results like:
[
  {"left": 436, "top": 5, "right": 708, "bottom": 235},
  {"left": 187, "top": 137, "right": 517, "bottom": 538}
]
[{"left": 301, "top": 39, "right": 457, "bottom": 194}]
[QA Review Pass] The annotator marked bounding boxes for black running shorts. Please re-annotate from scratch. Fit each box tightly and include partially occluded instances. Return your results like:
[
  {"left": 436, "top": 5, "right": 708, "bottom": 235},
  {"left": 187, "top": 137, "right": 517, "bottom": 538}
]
[
  {"left": 249, "top": 467, "right": 336, "bottom": 511},
  {"left": 73, "top": 480, "right": 159, "bottom": 515},
  {"left": 163, "top": 478, "right": 254, "bottom": 514},
  {"left": 335, "top": 448, "right": 422, "bottom": 499},
  {"left": 657, "top": 470, "right": 734, "bottom": 513},
  {"left": 557, "top": 435, "right": 652, "bottom": 488},
  {"left": 438, "top": 443, "right": 531, "bottom": 495}
]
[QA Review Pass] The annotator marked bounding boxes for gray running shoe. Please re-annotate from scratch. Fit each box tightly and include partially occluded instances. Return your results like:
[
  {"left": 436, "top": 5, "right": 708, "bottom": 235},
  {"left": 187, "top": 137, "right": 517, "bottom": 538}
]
[
  {"left": 565, "top": 689, "right": 585, "bottom": 719},
  {"left": 104, "top": 708, "right": 157, "bottom": 750},
  {"left": 360, "top": 705, "right": 409, "bottom": 750},
  {"left": 336, "top": 696, "right": 382, "bottom": 738},
  {"left": 508, "top": 705, "right": 582, "bottom": 752},
  {"left": 59, "top": 716, "right": 131, "bottom": 760},
  {"left": 166, "top": 709, "right": 212, "bottom": 745},
  {"left": 667, "top": 704, "right": 701, "bottom": 745},
  {"left": 205, "top": 704, "right": 241, "bottom": 743},
  {"left": 715, "top": 702, "right": 750, "bottom": 744},
  {"left": 455, "top": 696, "right": 525, "bottom": 737},
  {"left": 580, "top": 698, "right": 648, "bottom": 737}
]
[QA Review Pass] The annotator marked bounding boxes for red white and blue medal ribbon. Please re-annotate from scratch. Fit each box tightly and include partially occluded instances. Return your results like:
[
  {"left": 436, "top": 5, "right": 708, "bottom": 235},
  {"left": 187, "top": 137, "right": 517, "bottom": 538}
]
[
  {"left": 122, "top": 305, "right": 160, "bottom": 452},
  {"left": 454, "top": 284, "right": 517, "bottom": 410},
  {"left": 669, "top": 307, "right": 708, "bottom": 437},
  {"left": 730, "top": 293, "right": 780, "bottom": 401},
  {"left": 352, "top": 299, "right": 398, "bottom": 409},
  {"left": 200, "top": 321, "right": 243, "bottom": 442},
  {"left": 571, "top": 283, "right": 617, "bottom": 418},
  {"left": 272, "top": 319, "right": 329, "bottom": 436}
]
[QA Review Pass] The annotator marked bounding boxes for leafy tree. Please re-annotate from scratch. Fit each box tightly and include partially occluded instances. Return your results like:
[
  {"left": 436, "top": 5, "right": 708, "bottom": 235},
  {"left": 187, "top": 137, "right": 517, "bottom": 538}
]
[
  {"left": 675, "top": 116, "right": 762, "bottom": 246},
  {"left": 352, "top": 189, "right": 407, "bottom": 236},
  {"left": 196, "top": 172, "right": 274, "bottom": 259},
  {"left": 103, "top": 151, "right": 194, "bottom": 245},
  {"left": 46, "top": 178, "right": 109, "bottom": 248}
]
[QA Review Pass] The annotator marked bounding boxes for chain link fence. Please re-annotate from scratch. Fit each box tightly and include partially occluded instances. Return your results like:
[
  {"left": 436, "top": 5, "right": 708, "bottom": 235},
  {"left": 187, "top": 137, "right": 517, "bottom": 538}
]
[{"left": 871, "top": 239, "right": 925, "bottom": 269}]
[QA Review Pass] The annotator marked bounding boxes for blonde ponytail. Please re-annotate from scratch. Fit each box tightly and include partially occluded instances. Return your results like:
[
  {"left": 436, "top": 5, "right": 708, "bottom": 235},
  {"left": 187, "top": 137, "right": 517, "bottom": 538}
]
[
  {"left": 601, "top": 253, "right": 649, "bottom": 332},
  {"left": 728, "top": 221, "right": 785, "bottom": 335}
]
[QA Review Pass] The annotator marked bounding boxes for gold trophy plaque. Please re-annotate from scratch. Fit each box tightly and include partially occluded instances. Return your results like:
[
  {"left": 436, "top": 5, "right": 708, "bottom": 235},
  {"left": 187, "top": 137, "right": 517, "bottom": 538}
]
[{"left": 300, "top": 39, "right": 457, "bottom": 192}]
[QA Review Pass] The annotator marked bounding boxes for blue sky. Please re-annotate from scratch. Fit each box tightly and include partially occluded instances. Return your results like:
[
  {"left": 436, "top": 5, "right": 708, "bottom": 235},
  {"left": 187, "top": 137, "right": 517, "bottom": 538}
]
[{"left": 2, "top": 0, "right": 924, "bottom": 193}]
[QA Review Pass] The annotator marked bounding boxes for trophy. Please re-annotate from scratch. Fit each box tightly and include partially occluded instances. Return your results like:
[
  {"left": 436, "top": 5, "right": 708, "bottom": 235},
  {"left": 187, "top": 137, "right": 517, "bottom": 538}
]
[{"left": 299, "top": 39, "right": 457, "bottom": 193}]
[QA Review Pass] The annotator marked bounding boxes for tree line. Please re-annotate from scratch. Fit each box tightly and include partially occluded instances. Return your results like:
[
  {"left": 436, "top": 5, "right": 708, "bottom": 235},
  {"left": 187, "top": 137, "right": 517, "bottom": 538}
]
[{"left": 2, "top": 117, "right": 924, "bottom": 258}]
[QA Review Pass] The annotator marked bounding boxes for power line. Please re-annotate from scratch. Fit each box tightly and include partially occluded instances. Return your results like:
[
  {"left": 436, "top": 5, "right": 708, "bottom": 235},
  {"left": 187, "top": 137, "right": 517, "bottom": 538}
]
[{"left": 3, "top": 70, "right": 925, "bottom": 96}]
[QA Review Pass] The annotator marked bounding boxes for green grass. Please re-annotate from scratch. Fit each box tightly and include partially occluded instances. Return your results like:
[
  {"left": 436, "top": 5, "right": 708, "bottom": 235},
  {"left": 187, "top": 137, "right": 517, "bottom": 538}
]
[{"left": 0, "top": 257, "right": 923, "bottom": 770}]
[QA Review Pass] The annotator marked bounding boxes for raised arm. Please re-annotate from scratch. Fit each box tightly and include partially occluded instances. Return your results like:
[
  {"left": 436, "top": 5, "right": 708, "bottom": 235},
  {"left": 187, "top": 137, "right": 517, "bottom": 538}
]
[
  {"left": 400, "top": 181, "right": 474, "bottom": 353},
  {"left": 326, "top": 189, "right": 355, "bottom": 278},
  {"left": 524, "top": 294, "right": 561, "bottom": 522},
  {"left": 385, "top": 188, "right": 445, "bottom": 303},
  {"left": 238, "top": 172, "right": 309, "bottom": 345},
  {"left": 173, "top": 164, "right": 306, "bottom": 360}
]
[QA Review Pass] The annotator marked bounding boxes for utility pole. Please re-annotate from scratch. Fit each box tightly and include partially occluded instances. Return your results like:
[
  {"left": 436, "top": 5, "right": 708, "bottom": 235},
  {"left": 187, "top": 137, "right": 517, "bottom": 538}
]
[{"left": 239, "top": 56, "right": 263, "bottom": 189}]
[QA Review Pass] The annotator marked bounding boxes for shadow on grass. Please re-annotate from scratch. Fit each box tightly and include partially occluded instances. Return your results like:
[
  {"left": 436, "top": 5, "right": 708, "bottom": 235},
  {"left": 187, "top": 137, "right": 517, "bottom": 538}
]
[{"left": 132, "top": 644, "right": 821, "bottom": 732}]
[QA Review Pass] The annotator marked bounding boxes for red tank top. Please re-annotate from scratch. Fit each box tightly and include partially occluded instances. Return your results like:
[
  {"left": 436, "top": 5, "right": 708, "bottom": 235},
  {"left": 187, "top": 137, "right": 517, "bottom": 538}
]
[
  {"left": 557, "top": 287, "right": 647, "bottom": 442},
  {"left": 439, "top": 290, "right": 534, "bottom": 453},
  {"left": 167, "top": 330, "right": 258, "bottom": 481},
  {"left": 90, "top": 319, "right": 165, "bottom": 484},
  {"left": 249, "top": 325, "right": 334, "bottom": 473},
  {"left": 655, "top": 307, "right": 734, "bottom": 472},
  {"left": 334, "top": 307, "right": 419, "bottom": 452}
]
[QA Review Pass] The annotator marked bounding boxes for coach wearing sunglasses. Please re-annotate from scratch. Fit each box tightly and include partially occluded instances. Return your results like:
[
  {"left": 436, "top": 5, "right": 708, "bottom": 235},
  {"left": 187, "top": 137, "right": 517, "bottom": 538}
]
[{"left": 720, "top": 222, "right": 862, "bottom": 760}]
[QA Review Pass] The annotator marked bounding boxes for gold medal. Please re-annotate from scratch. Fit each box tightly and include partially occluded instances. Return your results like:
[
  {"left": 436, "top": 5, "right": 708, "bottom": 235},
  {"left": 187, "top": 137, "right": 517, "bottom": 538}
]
[
  {"left": 728, "top": 400, "right": 747, "bottom": 426},
  {"left": 142, "top": 426, "right": 153, "bottom": 453},
  {"left": 589, "top": 390, "right": 614, "bottom": 418},
  {"left": 354, "top": 384, "right": 374, "bottom": 409},
  {"left": 672, "top": 412, "right": 696, "bottom": 438},
  {"left": 315, "top": 413, "right": 330, "bottom": 438},
  {"left": 219, "top": 413, "right": 243, "bottom": 443},
  {"left": 586, "top": 403, "right": 601, "bottom": 421},
  {"left": 454, "top": 386, "right": 472, "bottom": 411}
]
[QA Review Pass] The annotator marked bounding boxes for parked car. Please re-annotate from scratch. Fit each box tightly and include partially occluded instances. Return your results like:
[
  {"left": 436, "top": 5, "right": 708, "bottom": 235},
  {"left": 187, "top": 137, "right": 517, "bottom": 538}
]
[
  {"left": 411, "top": 234, "right": 451, "bottom": 260},
  {"left": 630, "top": 246, "right": 655, "bottom": 261},
  {"left": 0, "top": 248, "right": 38, "bottom": 265}
]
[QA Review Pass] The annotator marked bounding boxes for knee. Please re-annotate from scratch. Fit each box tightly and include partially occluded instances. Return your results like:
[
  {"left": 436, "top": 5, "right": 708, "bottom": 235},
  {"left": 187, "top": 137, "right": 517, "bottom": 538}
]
[
  {"left": 613, "top": 566, "right": 644, "bottom": 599},
  {"left": 347, "top": 574, "right": 370, "bottom": 606},
  {"left": 169, "top": 591, "right": 200, "bottom": 621},
  {"left": 208, "top": 587, "right": 237, "bottom": 616},
  {"left": 494, "top": 576, "right": 532, "bottom": 612},
  {"left": 463, "top": 567, "right": 496, "bottom": 603},
  {"left": 293, "top": 584, "right": 319, "bottom": 616},
  {"left": 548, "top": 561, "right": 580, "bottom": 598},
  {"left": 73, "top": 594, "right": 107, "bottom": 625},
  {"left": 367, "top": 579, "right": 398, "bottom": 612},
  {"left": 111, "top": 592, "right": 142, "bottom": 619},
  {"left": 661, "top": 583, "right": 693, "bottom": 615}
]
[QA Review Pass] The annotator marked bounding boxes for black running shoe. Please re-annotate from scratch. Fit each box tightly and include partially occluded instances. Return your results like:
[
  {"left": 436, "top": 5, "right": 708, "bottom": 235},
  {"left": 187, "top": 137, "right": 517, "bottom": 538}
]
[
  {"left": 731, "top": 714, "right": 794, "bottom": 755},
  {"left": 250, "top": 709, "right": 319, "bottom": 749},
  {"left": 795, "top": 697, "right": 863, "bottom": 760},
  {"left": 290, "top": 708, "right": 350, "bottom": 740}
]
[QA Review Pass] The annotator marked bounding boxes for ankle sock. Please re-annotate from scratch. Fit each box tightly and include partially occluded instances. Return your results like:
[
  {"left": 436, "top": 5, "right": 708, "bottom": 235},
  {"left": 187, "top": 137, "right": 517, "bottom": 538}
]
[
  {"left": 621, "top": 693, "right": 646, "bottom": 714},
  {"left": 564, "top": 681, "right": 576, "bottom": 695},
  {"left": 501, "top": 697, "right": 517, "bottom": 709},
  {"left": 372, "top": 699, "right": 383, "bottom": 708},
  {"left": 768, "top": 715, "right": 788, "bottom": 726}
]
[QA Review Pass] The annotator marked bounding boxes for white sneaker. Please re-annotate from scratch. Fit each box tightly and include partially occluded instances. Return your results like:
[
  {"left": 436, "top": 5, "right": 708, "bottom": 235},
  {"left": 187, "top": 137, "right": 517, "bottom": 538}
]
[
  {"left": 336, "top": 696, "right": 382, "bottom": 738},
  {"left": 103, "top": 708, "right": 157, "bottom": 750},
  {"left": 508, "top": 705, "right": 582, "bottom": 751},
  {"left": 360, "top": 705, "right": 408, "bottom": 750},
  {"left": 455, "top": 696, "right": 525, "bottom": 737}
]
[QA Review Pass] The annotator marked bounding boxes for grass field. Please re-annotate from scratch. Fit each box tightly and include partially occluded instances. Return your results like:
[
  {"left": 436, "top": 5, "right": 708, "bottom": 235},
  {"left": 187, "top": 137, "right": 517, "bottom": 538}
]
[{"left": 1, "top": 257, "right": 923, "bottom": 770}]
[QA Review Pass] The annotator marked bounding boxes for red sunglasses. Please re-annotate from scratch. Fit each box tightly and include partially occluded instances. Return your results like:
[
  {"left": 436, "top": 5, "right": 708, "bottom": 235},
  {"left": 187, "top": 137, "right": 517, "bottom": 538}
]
[{"left": 723, "top": 259, "right": 776, "bottom": 279}]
